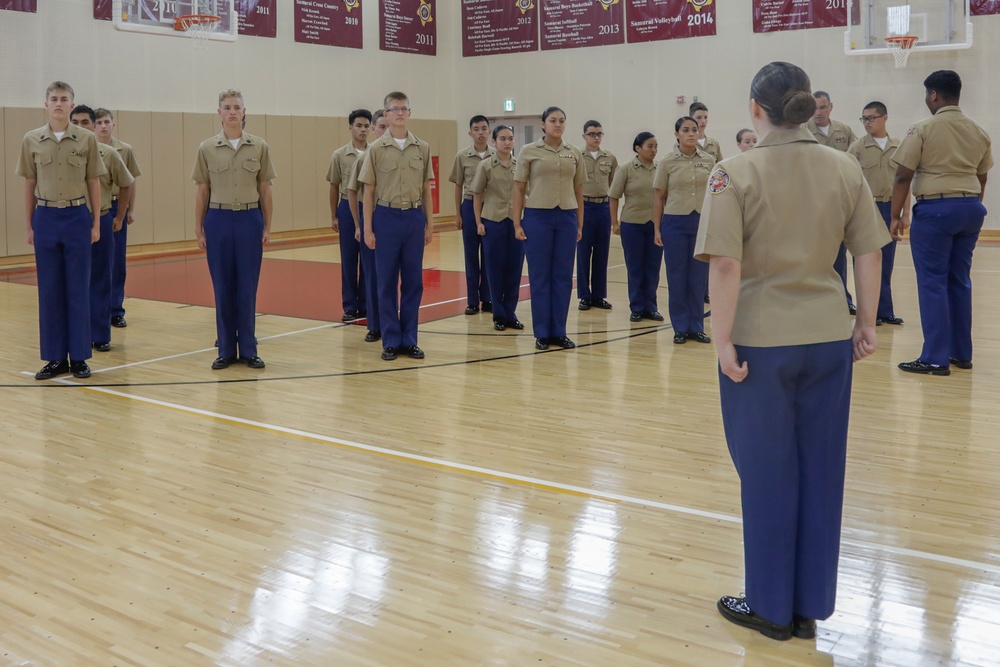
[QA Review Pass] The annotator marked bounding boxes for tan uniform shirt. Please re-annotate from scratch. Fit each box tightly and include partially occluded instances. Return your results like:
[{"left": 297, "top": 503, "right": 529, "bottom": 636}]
[
  {"left": 16, "top": 124, "right": 106, "bottom": 205},
  {"left": 807, "top": 119, "right": 857, "bottom": 152},
  {"left": 471, "top": 154, "right": 516, "bottom": 222},
  {"left": 890, "top": 106, "right": 993, "bottom": 197},
  {"left": 653, "top": 147, "right": 716, "bottom": 215},
  {"left": 698, "top": 136, "right": 723, "bottom": 163},
  {"left": 513, "top": 139, "right": 587, "bottom": 209},
  {"left": 191, "top": 131, "right": 276, "bottom": 204},
  {"left": 358, "top": 131, "right": 434, "bottom": 205},
  {"left": 609, "top": 157, "right": 657, "bottom": 224},
  {"left": 111, "top": 137, "right": 142, "bottom": 197},
  {"left": 449, "top": 146, "right": 495, "bottom": 199},
  {"left": 346, "top": 152, "right": 366, "bottom": 198},
  {"left": 327, "top": 142, "right": 365, "bottom": 200},
  {"left": 847, "top": 135, "right": 901, "bottom": 200},
  {"left": 695, "top": 126, "right": 891, "bottom": 347},
  {"left": 97, "top": 143, "right": 135, "bottom": 213},
  {"left": 581, "top": 149, "right": 619, "bottom": 198}
]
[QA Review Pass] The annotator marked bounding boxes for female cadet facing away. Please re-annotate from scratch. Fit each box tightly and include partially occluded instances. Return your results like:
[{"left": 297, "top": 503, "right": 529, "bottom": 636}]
[
  {"left": 653, "top": 117, "right": 716, "bottom": 345},
  {"left": 472, "top": 125, "right": 525, "bottom": 331},
  {"left": 511, "top": 106, "right": 587, "bottom": 350},
  {"left": 609, "top": 132, "right": 663, "bottom": 323},
  {"left": 694, "top": 62, "right": 889, "bottom": 642}
]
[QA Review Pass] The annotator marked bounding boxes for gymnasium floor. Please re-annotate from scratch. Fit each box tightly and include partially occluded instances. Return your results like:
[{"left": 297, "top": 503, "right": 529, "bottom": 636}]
[{"left": 0, "top": 230, "right": 998, "bottom": 666}]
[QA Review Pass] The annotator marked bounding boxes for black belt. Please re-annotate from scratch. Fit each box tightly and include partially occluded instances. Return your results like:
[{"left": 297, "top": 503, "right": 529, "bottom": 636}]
[
  {"left": 208, "top": 202, "right": 260, "bottom": 211},
  {"left": 377, "top": 199, "right": 422, "bottom": 210},
  {"left": 873, "top": 196, "right": 891, "bottom": 203},
  {"left": 584, "top": 196, "right": 609, "bottom": 204},
  {"left": 36, "top": 197, "right": 87, "bottom": 209},
  {"left": 915, "top": 193, "right": 978, "bottom": 201}
]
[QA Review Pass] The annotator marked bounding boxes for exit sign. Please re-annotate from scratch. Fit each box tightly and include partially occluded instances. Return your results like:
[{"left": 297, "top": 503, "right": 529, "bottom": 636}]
[{"left": 503, "top": 99, "right": 515, "bottom": 113}]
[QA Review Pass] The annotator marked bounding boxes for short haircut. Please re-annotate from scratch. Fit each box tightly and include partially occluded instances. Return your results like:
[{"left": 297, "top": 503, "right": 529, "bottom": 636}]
[
  {"left": 924, "top": 70, "right": 962, "bottom": 100},
  {"left": 469, "top": 115, "right": 489, "bottom": 128},
  {"left": 492, "top": 125, "right": 513, "bottom": 140},
  {"left": 736, "top": 128, "right": 755, "bottom": 143},
  {"left": 689, "top": 102, "right": 708, "bottom": 115},
  {"left": 349, "top": 108, "right": 373, "bottom": 125},
  {"left": 541, "top": 106, "right": 565, "bottom": 123},
  {"left": 218, "top": 88, "right": 244, "bottom": 106},
  {"left": 46, "top": 81, "right": 74, "bottom": 100},
  {"left": 372, "top": 109, "right": 385, "bottom": 123},
  {"left": 384, "top": 91, "right": 408, "bottom": 108},
  {"left": 71, "top": 104, "right": 96, "bottom": 122},
  {"left": 632, "top": 131, "right": 655, "bottom": 152},
  {"left": 94, "top": 107, "right": 114, "bottom": 121},
  {"left": 813, "top": 90, "right": 831, "bottom": 102},
  {"left": 583, "top": 119, "right": 602, "bottom": 133},
  {"left": 675, "top": 116, "right": 698, "bottom": 133},
  {"left": 863, "top": 101, "right": 888, "bottom": 116}
]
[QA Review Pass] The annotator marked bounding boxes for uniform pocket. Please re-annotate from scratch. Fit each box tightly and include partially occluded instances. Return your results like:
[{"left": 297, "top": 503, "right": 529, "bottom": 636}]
[
  {"left": 35, "top": 155, "right": 53, "bottom": 167},
  {"left": 209, "top": 163, "right": 230, "bottom": 174},
  {"left": 242, "top": 161, "right": 261, "bottom": 173},
  {"left": 378, "top": 161, "right": 398, "bottom": 174},
  {"left": 410, "top": 157, "right": 425, "bottom": 170},
  {"left": 67, "top": 154, "right": 85, "bottom": 167}
]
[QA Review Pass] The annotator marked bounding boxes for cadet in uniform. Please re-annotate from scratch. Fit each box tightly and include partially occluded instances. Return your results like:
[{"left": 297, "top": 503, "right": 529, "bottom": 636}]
[
  {"left": 93, "top": 108, "right": 142, "bottom": 329},
  {"left": 511, "top": 106, "right": 587, "bottom": 351},
  {"left": 17, "top": 82, "right": 106, "bottom": 380},
  {"left": 449, "top": 115, "right": 494, "bottom": 315},
  {"left": 609, "top": 132, "right": 662, "bottom": 323},
  {"left": 689, "top": 102, "right": 723, "bottom": 163},
  {"left": 696, "top": 62, "right": 888, "bottom": 642},
  {"left": 327, "top": 109, "right": 372, "bottom": 322},
  {"left": 847, "top": 102, "right": 905, "bottom": 326},
  {"left": 359, "top": 91, "right": 435, "bottom": 361},
  {"left": 69, "top": 106, "right": 134, "bottom": 353},
  {"left": 192, "top": 89, "right": 275, "bottom": 370},
  {"left": 472, "top": 125, "right": 524, "bottom": 331},
  {"left": 890, "top": 70, "right": 992, "bottom": 375},
  {"left": 736, "top": 128, "right": 758, "bottom": 152},
  {"left": 577, "top": 120, "right": 618, "bottom": 311},
  {"left": 653, "top": 117, "right": 715, "bottom": 344}
]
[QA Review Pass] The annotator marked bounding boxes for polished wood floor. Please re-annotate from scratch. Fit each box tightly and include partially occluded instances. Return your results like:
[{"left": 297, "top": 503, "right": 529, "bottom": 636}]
[{"left": 1, "top": 231, "right": 998, "bottom": 666}]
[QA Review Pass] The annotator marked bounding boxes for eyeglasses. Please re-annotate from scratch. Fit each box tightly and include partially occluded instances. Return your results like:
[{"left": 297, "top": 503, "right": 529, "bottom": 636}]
[
  {"left": 584, "top": 132, "right": 604, "bottom": 138},
  {"left": 385, "top": 106, "right": 411, "bottom": 114},
  {"left": 860, "top": 114, "right": 885, "bottom": 123}
]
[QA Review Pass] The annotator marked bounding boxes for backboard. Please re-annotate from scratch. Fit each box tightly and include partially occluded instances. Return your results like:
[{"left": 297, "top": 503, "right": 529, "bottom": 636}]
[
  {"left": 113, "top": 0, "right": 238, "bottom": 42},
  {"left": 845, "top": 0, "right": 972, "bottom": 55}
]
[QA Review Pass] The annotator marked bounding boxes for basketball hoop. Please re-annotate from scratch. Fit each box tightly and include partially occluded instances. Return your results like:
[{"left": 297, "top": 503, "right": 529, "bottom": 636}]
[
  {"left": 175, "top": 14, "right": 221, "bottom": 48},
  {"left": 885, "top": 35, "right": 918, "bottom": 68}
]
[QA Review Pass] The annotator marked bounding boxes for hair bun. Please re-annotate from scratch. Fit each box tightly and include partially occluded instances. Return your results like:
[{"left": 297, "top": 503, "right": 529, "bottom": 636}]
[{"left": 782, "top": 90, "right": 817, "bottom": 125}]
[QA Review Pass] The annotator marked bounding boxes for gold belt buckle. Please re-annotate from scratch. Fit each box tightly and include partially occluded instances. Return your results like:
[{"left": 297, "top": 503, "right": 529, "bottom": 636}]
[
  {"left": 56, "top": 200, "right": 69, "bottom": 209},
  {"left": 231, "top": 203, "right": 242, "bottom": 211},
  {"left": 400, "top": 202, "right": 412, "bottom": 210}
]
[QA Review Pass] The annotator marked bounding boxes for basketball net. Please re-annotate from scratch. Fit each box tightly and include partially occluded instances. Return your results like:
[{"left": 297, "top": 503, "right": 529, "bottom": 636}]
[
  {"left": 176, "top": 14, "right": 221, "bottom": 49},
  {"left": 885, "top": 35, "right": 918, "bottom": 68}
]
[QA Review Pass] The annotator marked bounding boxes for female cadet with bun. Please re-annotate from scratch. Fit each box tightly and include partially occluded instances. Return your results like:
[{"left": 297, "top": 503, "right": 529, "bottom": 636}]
[
  {"left": 609, "top": 132, "right": 663, "bottom": 323},
  {"left": 695, "top": 62, "right": 889, "bottom": 642},
  {"left": 472, "top": 125, "right": 524, "bottom": 331},
  {"left": 653, "top": 117, "right": 715, "bottom": 344},
  {"left": 511, "top": 106, "right": 587, "bottom": 351}
]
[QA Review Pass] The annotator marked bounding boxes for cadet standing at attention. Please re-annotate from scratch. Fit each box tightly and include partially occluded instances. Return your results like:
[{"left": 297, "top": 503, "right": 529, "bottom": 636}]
[
  {"left": 577, "top": 120, "right": 618, "bottom": 311},
  {"left": 449, "top": 115, "right": 494, "bottom": 315},
  {"left": 847, "top": 101, "right": 905, "bottom": 327},
  {"left": 689, "top": 102, "right": 723, "bottom": 163},
  {"left": 17, "top": 81, "right": 106, "bottom": 380},
  {"left": 192, "top": 89, "right": 275, "bottom": 371},
  {"left": 736, "top": 128, "right": 758, "bottom": 152},
  {"left": 359, "top": 91, "right": 435, "bottom": 362},
  {"left": 890, "top": 70, "right": 992, "bottom": 376}
]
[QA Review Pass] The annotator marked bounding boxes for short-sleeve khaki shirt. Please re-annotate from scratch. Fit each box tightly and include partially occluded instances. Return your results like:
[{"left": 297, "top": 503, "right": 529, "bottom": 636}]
[
  {"left": 847, "top": 135, "right": 901, "bottom": 199},
  {"left": 695, "top": 126, "right": 891, "bottom": 347},
  {"left": 191, "top": 131, "right": 276, "bottom": 205},
  {"left": 346, "top": 152, "right": 366, "bottom": 198},
  {"left": 698, "top": 136, "right": 723, "bottom": 163},
  {"left": 513, "top": 139, "right": 587, "bottom": 210},
  {"left": 471, "top": 154, "right": 516, "bottom": 222},
  {"left": 327, "top": 142, "right": 365, "bottom": 199},
  {"left": 653, "top": 147, "right": 715, "bottom": 215},
  {"left": 98, "top": 143, "right": 135, "bottom": 212},
  {"left": 581, "top": 149, "right": 619, "bottom": 198},
  {"left": 450, "top": 146, "right": 495, "bottom": 199},
  {"left": 111, "top": 137, "right": 142, "bottom": 197},
  {"left": 890, "top": 106, "right": 993, "bottom": 197},
  {"left": 807, "top": 119, "right": 857, "bottom": 152},
  {"left": 16, "top": 124, "right": 107, "bottom": 204},
  {"left": 358, "top": 131, "right": 434, "bottom": 205},
  {"left": 609, "top": 157, "right": 657, "bottom": 224}
]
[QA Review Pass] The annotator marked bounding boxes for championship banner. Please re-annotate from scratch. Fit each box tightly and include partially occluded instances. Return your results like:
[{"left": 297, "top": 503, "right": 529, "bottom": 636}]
[
  {"left": 972, "top": 0, "right": 1000, "bottom": 16},
  {"left": 1, "top": 0, "right": 36, "bottom": 12},
  {"left": 294, "top": 0, "right": 363, "bottom": 48},
  {"left": 541, "top": 0, "right": 625, "bottom": 51},
  {"left": 238, "top": 0, "right": 277, "bottom": 37},
  {"left": 462, "top": 0, "right": 540, "bottom": 57},
  {"left": 625, "top": 0, "right": 716, "bottom": 44},
  {"left": 381, "top": 0, "right": 437, "bottom": 55},
  {"left": 94, "top": 0, "right": 112, "bottom": 20},
  {"left": 752, "top": 0, "right": 857, "bottom": 33}
]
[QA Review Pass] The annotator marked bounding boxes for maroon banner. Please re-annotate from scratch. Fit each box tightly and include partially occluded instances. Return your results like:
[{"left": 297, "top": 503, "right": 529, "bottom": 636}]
[
  {"left": 381, "top": 0, "right": 437, "bottom": 55},
  {"left": 541, "top": 0, "right": 625, "bottom": 51},
  {"left": 972, "top": 0, "right": 1000, "bottom": 16},
  {"left": 238, "top": 0, "right": 277, "bottom": 37},
  {"left": 1, "top": 0, "right": 36, "bottom": 11},
  {"left": 626, "top": 0, "right": 716, "bottom": 44},
  {"left": 94, "top": 0, "right": 112, "bottom": 20},
  {"left": 753, "top": 0, "right": 847, "bottom": 33},
  {"left": 294, "top": 0, "right": 363, "bottom": 48},
  {"left": 462, "top": 0, "right": 540, "bottom": 57}
]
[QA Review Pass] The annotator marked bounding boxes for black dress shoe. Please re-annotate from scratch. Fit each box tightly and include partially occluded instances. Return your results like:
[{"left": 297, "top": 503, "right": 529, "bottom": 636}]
[
  {"left": 630, "top": 311, "right": 642, "bottom": 322},
  {"left": 882, "top": 316, "right": 904, "bottom": 325},
  {"left": 578, "top": 298, "right": 592, "bottom": 311},
  {"left": 875, "top": 319, "right": 883, "bottom": 326},
  {"left": 644, "top": 311, "right": 664, "bottom": 322},
  {"left": 92, "top": 342, "right": 111, "bottom": 352},
  {"left": 848, "top": 304, "right": 858, "bottom": 315},
  {"left": 792, "top": 615, "right": 816, "bottom": 640},
  {"left": 717, "top": 596, "right": 792, "bottom": 641},
  {"left": 381, "top": 347, "right": 398, "bottom": 361},
  {"left": 406, "top": 345, "right": 425, "bottom": 359},
  {"left": 35, "top": 360, "right": 69, "bottom": 380},
  {"left": 364, "top": 330, "right": 381, "bottom": 343},
  {"left": 482, "top": 302, "right": 492, "bottom": 313},
  {"left": 551, "top": 336, "right": 576, "bottom": 349},
  {"left": 111, "top": 316, "right": 127, "bottom": 328},
  {"left": 70, "top": 361, "right": 91, "bottom": 379},
  {"left": 342, "top": 310, "right": 362, "bottom": 322},
  {"left": 673, "top": 332, "right": 687, "bottom": 344},
  {"left": 241, "top": 355, "right": 266, "bottom": 369},
  {"left": 534, "top": 338, "right": 549, "bottom": 350},
  {"left": 465, "top": 305, "right": 480, "bottom": 315},
  {"left": 687, "top": 331, "right": 712, "bottom": 344},
  {"left": 508, "top": 320, "right": 525, "bottom": 330},
  {"left": 950, "top": 357, "right": 973, "bottom": 370},
  {"left": 592, "top": 298, "right": 613, "bottom": 309},
  {"left": 898, "top": 360, "right": 950, "bottom": 376},
  {"left": 214, "top": 339, "right": 219, "bottom": 347},
  {"left": 211, "top": 356, "right": 238, "bottom": 370},
  {"left": 494, "top": 321, "right": 506, "bottom": 331}
]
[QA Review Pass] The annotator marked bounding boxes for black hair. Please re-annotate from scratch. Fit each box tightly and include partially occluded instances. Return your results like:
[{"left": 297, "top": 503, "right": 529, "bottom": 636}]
[
  {"left": 750, "top": 62, "right": 816, "bottom": 127},
  {"left": 813, "top": 90, "right": 831, "bottom": 102},
  {"left": 923, "top": 70, "right": 962, "bottom": 101},
  {"left": 736, "top": 128, "right": 756, "bottom": 143},
  {"left": 349, "top": 109, "right": 373, "bottom": 125},
  {"left": 583, "top": 119, "right": 602, "bottom": 133},
  {"left": 632, "top": 131, "right": 655, "bottom": 152},
  {"left": 863, "top": 101, "right": 888, "bottom": 117},
  {"left": 675, "top": 116, "right": 698, "bottom": 133},
  {"left": 470, "top": 115, "right": 489, "bottom": 128},
  {"left": 689, "top": 102, "right": 708, "bottom": 115},
  {"left": 492, "top": 125, "right": 513, "bottom": 140},
  {"left": 541, "top": 106, "right": 565, "bottom": 123},
  {"left": 71, "top": 104, "right": 96, "bottom": 122}
]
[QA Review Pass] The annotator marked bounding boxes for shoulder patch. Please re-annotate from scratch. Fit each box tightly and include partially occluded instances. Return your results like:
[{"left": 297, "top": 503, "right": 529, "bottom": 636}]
[{"left": 709, "top": 168, "right": 730, "bottom": 194}]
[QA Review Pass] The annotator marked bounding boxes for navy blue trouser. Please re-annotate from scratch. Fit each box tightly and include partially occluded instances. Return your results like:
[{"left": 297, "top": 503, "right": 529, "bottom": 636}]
[
  {"left": 337, "top": 198, "right": 366, "bottom": 313},
  {"left": 373, "top": 205, "right": 425, "bottom": 350},
  {"left": 661, "top": 212, "right": 707, "bottom": 334},
  {"left": 909, "top": 196, "right": 986, "bottom": 366},
  {"left": 461, "top": 199, "right": 490, "bottom": 307},
  {"left": 481, "top": 217, "right": 525, "bottom": 325},
  {"left": 521, "top": 207, "right": 577, "bottom": 339},
  {"left": 577, "top": 201, "right": 611, "bottom": 300},
  {"left": 90, "top": 210, "right": 115, "bottom": 345},
  {"left": 204, "top": 208, "right": 263, "bottom": 359},
  {"left": 720, "top": 339, "right": 854, "bottom": 626},
  {"left": 874, "top": 201, "right": 897, "bottom": 320},
  {"left": 110, "top": 200, "right": 127, "bottom": 319},
  {"left": 33, "top": 204, "right": 93, "bottom": 362},
  {"left": 358, "top": 209, "right": 380, "bottom": 334},
  {"left": 834, "top": 243, "right": 855, "bottom": 308},
  {"left": 619, "top": 221, "right": 661, "bottom": 313}
]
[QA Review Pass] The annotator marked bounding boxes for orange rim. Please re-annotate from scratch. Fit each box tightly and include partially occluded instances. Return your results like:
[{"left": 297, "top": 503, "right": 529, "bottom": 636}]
[
  {"left": 885, "top": 35, "right": 918, "bottom": 48},
  {"left": 174, "top": 14, "right": 221, "bottom": 31}
]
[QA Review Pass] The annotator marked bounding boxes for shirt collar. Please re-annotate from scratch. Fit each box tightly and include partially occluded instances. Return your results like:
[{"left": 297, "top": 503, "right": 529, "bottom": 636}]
[
  {"left": 756, "top": 126, "right": 818, "bottom": 148},
  {"left": 41, "top": 125, "right": 82, "bottom": 142},
  {"left": 215, "top": 131, "right": 253, "bottom": 148},
  {"left": 935, "top": 105, "right": 962, "bottom": 115},
  {"left": 535, "top": 138, "right": 566, "bottom": 153},
  {"left": 381, "top": 131, "right": 417, "bottom": 149},
  {"left": 631, "top": 157, "right": 656, "bottom": 170}
]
